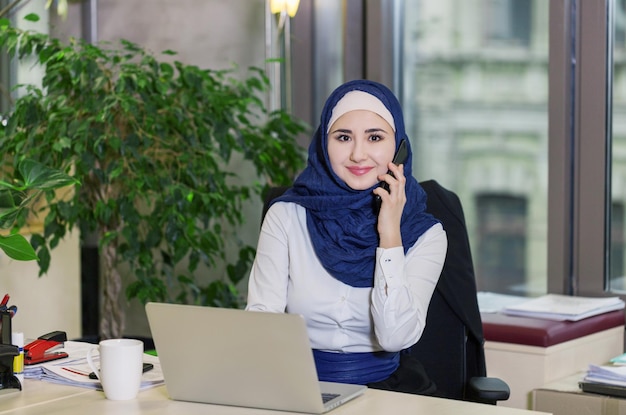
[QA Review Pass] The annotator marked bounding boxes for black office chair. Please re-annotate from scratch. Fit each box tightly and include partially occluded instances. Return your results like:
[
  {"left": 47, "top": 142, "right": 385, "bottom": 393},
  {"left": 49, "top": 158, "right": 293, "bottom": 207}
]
[
  {"left": 409, "top": 180, "right": 509, "bottom": 404},
  {"left": 260, "top": 181, "right": 509, "bottom": 404}
]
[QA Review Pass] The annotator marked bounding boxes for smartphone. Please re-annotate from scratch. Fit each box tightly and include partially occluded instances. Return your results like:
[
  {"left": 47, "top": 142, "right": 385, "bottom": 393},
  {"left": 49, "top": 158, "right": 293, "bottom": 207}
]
[
  {"left": 89, "top": 362, "right": 154, "bottom": 380},
  {"left": 374, "top": 139, "right": 409, "bottom": 214}
]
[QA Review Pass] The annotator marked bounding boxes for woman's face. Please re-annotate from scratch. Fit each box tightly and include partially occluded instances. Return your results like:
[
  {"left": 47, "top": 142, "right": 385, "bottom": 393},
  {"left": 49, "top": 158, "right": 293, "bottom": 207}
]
[{"left": 327, "top": 110, "right": 396, "bottom": 190}]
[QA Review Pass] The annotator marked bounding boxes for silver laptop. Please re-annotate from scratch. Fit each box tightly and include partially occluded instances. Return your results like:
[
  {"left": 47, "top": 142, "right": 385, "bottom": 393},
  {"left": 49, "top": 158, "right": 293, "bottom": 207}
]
[{"left": 145, "top": 302, "right": 366, "bottom": 414}]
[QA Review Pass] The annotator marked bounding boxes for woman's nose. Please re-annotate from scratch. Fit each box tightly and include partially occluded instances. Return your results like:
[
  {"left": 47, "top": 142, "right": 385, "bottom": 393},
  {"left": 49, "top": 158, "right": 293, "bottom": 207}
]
[{"left": 349, "top": 141, "right": 367, "bottom": 162}]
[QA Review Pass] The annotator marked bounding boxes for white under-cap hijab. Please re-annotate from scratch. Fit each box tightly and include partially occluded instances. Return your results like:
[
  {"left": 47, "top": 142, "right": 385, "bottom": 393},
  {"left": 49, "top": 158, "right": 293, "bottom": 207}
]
[{"left": 326, "top": 90, "right": 396, "bottom": 133}]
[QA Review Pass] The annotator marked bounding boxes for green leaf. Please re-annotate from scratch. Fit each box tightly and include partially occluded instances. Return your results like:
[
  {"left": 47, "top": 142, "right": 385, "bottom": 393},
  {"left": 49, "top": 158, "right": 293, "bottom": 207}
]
[
  {"left": 24, "top": 13, "right": 40, "bottom": 22},
  {"left": 0, "top": 189, "right": 18, "bottom": 208},
  {"left": 18, "top": 159, "right": 78, "bottom": 190},
  {"left": 0, "top": 233, "right": 38, "bottom": 261},
  {"left": 0, "top": 207, "right": 20, "bottom": 228}
]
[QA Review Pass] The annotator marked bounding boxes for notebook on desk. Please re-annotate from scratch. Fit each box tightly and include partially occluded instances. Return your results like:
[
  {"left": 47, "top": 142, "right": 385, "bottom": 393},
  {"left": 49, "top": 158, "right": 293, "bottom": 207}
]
[
  {"left": 145, "top": 302, "right": 366, "bottom": 414},
  {"left": 579, "top": 381, "right": 626, "bottom": 398}
]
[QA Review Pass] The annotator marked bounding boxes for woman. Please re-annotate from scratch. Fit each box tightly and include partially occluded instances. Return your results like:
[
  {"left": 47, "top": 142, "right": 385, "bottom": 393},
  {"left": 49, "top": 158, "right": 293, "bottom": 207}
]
[{"left": 246, "top": 79, "right": 447, "bottom": 394}]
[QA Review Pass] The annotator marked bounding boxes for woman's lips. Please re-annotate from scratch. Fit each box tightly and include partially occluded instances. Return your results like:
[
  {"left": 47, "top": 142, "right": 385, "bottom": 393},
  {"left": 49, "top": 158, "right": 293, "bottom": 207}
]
[{"left": 347, "top": 166, "right": 374, "bottom": 176}]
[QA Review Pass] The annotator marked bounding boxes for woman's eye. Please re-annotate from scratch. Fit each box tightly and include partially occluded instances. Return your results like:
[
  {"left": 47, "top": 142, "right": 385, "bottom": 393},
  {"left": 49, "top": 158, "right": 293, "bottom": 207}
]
[
  {"left": 335, "top": 134, "right": 351, "bottom": 142},
  {"left": 369, "top": 134, "right": 383, "bottom": 142}
]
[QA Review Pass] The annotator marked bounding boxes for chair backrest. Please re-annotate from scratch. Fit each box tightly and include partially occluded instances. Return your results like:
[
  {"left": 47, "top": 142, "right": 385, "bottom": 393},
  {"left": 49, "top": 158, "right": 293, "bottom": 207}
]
[
  {"left": 408, "top": 179, "right": 486, "bottom": 400},
  {"left": 261, "top": 186, "right": 290, "bottom": 225},
  {"left": 260, "top": 181, "right": 487, "bottom": 400}
]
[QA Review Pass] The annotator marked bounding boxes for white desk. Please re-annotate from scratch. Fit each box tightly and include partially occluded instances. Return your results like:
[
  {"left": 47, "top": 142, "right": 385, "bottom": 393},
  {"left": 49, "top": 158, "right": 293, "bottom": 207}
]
[
  {"left": 0, "top": 379, "right": 91, "bottom": 413},
  {"left": 0, "top": 379, "right": 551, "bottom": 415}
]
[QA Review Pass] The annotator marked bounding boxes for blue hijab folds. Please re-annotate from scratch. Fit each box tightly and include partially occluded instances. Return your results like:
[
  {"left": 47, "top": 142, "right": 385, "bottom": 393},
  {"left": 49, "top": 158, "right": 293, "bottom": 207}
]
[{"left": 275, "top": 79, "right": 438, "bottom": 288}]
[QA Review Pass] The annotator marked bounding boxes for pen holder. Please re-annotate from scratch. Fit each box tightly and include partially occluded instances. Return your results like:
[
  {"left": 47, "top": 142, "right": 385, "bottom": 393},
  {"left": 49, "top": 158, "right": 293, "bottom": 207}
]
[
  {"left": 0, "top": 311, "right": 21, "bottom": 392},
  {"left": 0, "top": 344, "right": 21, "bottom": 391}
]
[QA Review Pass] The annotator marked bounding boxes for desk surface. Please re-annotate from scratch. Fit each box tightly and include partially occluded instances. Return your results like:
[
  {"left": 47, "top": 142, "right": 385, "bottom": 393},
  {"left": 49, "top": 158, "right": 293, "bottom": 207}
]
[{"left": 0, "top": 380, "right": 551, "bottom": 415}]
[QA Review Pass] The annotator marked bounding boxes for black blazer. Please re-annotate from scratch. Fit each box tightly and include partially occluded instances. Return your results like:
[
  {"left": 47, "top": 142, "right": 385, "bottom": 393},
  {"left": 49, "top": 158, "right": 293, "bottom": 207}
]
[{"left": 410, "top": 179, "right": 486, "bottom": 399}]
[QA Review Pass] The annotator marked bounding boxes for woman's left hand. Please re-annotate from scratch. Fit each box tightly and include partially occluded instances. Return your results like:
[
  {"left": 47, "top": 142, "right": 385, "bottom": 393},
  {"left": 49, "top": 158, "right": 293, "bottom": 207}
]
[{"left": 373, "top": 162, "right": 406, "bottom": 248}]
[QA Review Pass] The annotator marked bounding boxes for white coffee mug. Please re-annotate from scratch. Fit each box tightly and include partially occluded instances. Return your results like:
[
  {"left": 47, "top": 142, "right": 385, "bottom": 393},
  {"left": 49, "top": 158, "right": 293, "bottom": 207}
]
[{"left": 86, "top": 338, "right": 144, "bottom": 400}]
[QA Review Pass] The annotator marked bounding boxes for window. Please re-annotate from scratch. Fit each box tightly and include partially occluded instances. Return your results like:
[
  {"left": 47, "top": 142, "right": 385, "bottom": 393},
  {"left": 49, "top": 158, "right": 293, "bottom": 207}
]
[
  {"left": 484, "top": 0, "right": 532, "bottom": 47},
  {"left": 402, "top": 0, "right": 548, "bottom": 296},
  {"left": 615, "top": 0, "right": 626, "bottom": 50},
  {"left": 611, "top": 203, "right": 625, "bottom": 289},
  {"left": 612, "top": 0, "right": 626, "bottom": 293},
  {"left": 1, "top": 1, "right": 50, "bottom": 105},
  {"left": 475, "top": 194, "right": 527, "bottom": 294}
]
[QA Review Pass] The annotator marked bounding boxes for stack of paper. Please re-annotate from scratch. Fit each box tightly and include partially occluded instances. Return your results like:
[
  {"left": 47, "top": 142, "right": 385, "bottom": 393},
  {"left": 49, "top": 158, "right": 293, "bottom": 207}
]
[
  {"left": 24, "top": 340, "right": 164, "bottom": 391},
  {"left": 477, "top": 292, "right": 529, "bottom": 313},
  {"left": 501, "top": 294, "right": 625, "bottom": 321},
  {"left": 584, "top": 364, "right": 626, "bottom": 387},
  {"left": 24, "top": 341, "right": 94, "bottom": 380}
]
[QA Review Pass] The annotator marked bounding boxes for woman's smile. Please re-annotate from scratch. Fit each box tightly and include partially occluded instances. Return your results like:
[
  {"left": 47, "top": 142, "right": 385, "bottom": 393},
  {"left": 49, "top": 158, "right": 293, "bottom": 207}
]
[{"left": 346, "top": 166, "right": 375, "bottom": 176}]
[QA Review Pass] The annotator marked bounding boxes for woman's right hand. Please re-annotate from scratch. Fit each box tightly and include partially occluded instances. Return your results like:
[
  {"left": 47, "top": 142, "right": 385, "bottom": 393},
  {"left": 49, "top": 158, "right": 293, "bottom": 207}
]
[{"left": 374, "top": 162, "right": 406, "bottom": 248}]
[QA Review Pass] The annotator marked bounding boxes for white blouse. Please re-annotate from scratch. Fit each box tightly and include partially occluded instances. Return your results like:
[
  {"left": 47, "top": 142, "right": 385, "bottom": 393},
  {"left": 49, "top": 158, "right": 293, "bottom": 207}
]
[{"left": 245, "top": 201, "right": 447, "bottom": 353}]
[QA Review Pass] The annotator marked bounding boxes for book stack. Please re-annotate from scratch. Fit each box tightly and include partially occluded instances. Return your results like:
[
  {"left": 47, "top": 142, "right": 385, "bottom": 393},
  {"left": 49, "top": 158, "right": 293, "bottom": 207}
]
[{"left": 580, "top": 355, "right": 626, "bottom": 398}]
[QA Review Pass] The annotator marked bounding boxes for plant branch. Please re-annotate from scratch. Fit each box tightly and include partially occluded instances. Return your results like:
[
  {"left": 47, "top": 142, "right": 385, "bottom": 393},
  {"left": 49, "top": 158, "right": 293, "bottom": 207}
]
[{"left": 0, "top": 0, "right": 26, "bottom": 19}]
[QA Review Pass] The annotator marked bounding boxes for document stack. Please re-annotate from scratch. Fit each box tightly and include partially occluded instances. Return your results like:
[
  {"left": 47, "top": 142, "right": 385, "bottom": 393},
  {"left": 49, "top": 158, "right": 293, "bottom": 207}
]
[
  {"left": 24, "top": 341, "right": 164, "bottom": 391},
  {"left": 500, "top": 294, "right": 624, "bottom": 321},
  {"left": 580, "top": 360, "right": 626, "bottom": 398},
  {"left": 584, "top": 364, "right": 626, "bottom": 387}
]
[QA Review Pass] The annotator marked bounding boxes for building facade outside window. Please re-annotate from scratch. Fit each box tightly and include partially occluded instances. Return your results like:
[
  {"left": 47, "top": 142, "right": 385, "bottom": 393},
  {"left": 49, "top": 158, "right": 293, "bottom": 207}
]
[
  {"left": 402, "top": 0, "right": 548, "bottom": 295},
  {"left": 475, "top": 194, "right": 527, "bottom": 293},
  {"left": 611, "top": 0, "right": 626, "bottom": 292},
  {"left": 484, "top": 0, "right": 532, "bottom": 47}
]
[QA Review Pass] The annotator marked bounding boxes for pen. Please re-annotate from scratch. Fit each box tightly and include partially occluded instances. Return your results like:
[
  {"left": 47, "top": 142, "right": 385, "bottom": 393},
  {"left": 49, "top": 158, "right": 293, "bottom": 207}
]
[
  {"left": 0, "top": 294, "right": 9, "bottom": 307},
  {"left": 62, "top": 367, "right": 90, "bottom": 377}
]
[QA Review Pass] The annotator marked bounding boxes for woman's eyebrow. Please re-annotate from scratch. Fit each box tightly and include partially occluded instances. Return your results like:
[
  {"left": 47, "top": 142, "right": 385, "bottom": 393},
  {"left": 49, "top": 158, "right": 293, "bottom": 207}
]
[
  {"left": 329, "top": 127, "right": 389, "bottom": 134},
  {"left": 365, "top": 127, "right": 389, "bottom": 133},
  {"left": 330, "top": 128, "right": 353, "bottom": 134}
]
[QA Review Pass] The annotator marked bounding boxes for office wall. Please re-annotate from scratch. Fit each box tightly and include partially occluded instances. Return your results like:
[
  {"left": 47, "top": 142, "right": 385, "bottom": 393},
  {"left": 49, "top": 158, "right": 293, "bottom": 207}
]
[
  {"left": 97, "top": 0, "right": 265, "bottom": 71},
  {"left": 2, "top": 230, "right": 81, "bottom": 341}
]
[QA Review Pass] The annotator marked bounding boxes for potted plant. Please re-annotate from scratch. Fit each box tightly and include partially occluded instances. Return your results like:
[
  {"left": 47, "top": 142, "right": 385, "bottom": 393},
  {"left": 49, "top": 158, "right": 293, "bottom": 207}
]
[{"left": 0, "top": 15, "right": 307, "bottom": 339}]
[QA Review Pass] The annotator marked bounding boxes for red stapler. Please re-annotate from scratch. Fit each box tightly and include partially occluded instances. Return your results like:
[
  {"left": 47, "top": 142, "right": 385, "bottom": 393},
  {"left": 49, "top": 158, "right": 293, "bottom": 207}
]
[{"left": 24, "top": 330, "right": 69, "bottom": 365}]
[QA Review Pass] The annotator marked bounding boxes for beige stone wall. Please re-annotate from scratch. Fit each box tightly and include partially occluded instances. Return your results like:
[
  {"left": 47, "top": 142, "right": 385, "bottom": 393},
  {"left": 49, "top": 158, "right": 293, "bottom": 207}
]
[{"left": 3, "top": 231, "right": 81, "bottom": 341}]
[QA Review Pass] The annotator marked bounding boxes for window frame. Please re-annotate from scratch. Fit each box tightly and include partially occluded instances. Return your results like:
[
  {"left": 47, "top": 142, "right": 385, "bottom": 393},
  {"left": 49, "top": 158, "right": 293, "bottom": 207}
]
[{"left": 548, "top": 0, "right": 611, "bottom": 297}]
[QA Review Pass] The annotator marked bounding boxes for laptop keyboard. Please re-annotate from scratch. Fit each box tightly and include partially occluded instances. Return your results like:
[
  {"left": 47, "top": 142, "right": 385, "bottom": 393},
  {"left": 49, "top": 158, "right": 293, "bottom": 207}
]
[{"left": 322, "top": 393, "right": 340, "bottom": 403}]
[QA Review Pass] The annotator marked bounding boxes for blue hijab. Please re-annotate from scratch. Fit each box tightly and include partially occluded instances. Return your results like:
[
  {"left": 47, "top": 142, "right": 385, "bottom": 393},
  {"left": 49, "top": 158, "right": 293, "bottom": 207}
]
[{"left": 275, "top": 79, "right": 438, "bottom": 288}]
